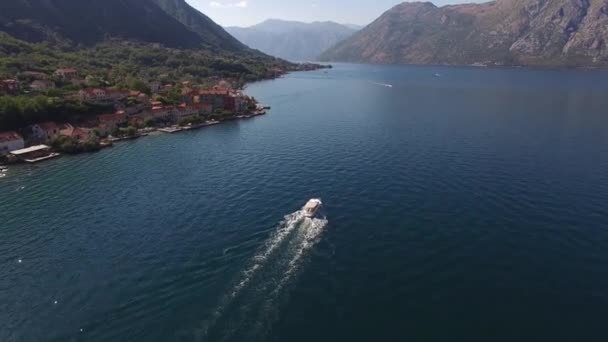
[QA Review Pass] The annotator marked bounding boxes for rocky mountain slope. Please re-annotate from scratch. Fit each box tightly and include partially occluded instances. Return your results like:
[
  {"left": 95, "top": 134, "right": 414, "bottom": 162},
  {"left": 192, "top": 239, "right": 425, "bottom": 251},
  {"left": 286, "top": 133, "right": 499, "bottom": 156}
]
[
  {"left": 151, "top": 0, "right": 246, "bottom": 51},
  {"left": 227, "top": 19, "right": 358, "bottom": 61},
  {"left": 320, "top": 0, "right": 608, "bottom": 67}
]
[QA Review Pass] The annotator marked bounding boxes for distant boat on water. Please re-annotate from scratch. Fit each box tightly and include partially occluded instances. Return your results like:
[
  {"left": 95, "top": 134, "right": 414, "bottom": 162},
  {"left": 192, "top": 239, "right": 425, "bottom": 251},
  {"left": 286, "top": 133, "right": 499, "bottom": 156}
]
[{"left": 370, "top": 81, "right": 393, "bottom": 88}]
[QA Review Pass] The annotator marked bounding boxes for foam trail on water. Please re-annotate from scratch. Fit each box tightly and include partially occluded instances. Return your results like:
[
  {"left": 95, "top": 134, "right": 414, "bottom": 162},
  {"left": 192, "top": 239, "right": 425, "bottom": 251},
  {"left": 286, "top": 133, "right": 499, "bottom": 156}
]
[
  {"left": 198, "top": 209, "right": 305, "bottom": 338},
  {"left": 370, "top": 81, "right": 393, "bottom": 88},
  {"left": 229, "top": 210, "right": 305, "bottom": 297},
  {"left": 245, "top": 216, "right": 329, "bottom": 341},
  {"left": 275, "top": 216, "right": 328, "bottom": 293}
]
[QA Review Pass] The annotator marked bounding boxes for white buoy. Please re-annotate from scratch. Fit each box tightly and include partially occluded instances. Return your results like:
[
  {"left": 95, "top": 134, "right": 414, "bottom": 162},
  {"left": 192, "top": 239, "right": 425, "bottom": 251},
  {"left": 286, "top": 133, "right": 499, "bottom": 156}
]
[
  {"left": 54, "top": 300, "right": 58, "bottom": 305},
  {"left": 80, "top": 328, "right": 84, "bottom": 333},
  {"left": 18, "top": 259, "right": 22, "bottom": 263}
]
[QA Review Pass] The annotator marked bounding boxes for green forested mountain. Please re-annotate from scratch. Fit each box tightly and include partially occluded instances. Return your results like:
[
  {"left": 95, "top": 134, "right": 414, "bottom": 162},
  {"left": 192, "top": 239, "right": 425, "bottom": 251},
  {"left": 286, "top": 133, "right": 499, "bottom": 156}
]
[
  {"left": 0, "top": 0, "right": 297, "bottom": 131},
  {"left": 151, "top": 0, "right": 247, "bottom": 51},
  {"left": 0, "top": 0, "right": 292, "bottom": 80},
  {"left": 0, "top": 0, "right": 204, "bottom": 48}
]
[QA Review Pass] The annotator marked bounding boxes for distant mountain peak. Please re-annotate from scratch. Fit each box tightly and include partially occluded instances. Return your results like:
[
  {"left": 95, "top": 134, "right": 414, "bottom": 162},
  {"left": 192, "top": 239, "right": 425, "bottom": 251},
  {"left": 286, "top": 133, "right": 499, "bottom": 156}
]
[
  {"left": 226, "top": 19, "right": 358, "bottom": 61},
  {"left": 229, "top": 19, "right": 361, "bottom": 31}
]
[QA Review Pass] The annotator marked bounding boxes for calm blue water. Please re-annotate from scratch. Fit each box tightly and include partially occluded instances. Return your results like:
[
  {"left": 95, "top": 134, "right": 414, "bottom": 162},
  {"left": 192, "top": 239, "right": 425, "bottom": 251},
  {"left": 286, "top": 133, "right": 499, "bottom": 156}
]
[{"left": 2, "top": 64, "right": 608, "bottom": 342}]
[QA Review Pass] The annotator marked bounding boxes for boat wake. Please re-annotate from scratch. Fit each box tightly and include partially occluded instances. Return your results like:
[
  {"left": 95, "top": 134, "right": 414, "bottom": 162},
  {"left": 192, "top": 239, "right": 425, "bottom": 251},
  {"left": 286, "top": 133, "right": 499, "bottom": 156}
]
[
  {"left": 196, "top": 207, "right": 328, "bottom": 341},
  {"left": 370, "top": 81, "right": 393, "bottom": 88}
]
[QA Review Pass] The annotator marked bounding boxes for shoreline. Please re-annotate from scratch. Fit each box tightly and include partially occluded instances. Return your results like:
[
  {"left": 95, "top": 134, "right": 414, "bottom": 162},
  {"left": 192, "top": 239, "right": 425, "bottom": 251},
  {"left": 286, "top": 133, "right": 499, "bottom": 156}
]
[
  {"left": 0, "top": 64, "right": 327, "bottom": 168},
  {"left": 0, "top": 106, "right": 270, "bottom": 168}
]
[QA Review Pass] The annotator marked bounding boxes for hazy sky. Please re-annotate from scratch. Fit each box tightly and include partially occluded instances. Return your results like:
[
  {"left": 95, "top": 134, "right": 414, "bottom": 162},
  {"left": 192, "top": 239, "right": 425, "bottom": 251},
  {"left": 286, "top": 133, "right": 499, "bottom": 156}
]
[{"left": 186, "top": 0, "right": 488, "bottom": 27}]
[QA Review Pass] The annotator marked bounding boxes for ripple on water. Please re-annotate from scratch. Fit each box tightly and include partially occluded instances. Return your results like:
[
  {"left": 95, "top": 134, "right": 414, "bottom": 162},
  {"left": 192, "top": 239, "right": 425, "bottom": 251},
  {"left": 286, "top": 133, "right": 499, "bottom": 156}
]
[{"left": 2, "top": 65, "right": 608, "bottom": 341}]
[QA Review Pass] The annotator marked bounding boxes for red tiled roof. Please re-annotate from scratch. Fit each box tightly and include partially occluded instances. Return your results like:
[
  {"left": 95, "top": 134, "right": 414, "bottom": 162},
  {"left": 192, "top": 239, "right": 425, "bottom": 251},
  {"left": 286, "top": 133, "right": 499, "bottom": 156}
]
[{"left": 0, "top": 131, "right": 23, "bottom": 143}]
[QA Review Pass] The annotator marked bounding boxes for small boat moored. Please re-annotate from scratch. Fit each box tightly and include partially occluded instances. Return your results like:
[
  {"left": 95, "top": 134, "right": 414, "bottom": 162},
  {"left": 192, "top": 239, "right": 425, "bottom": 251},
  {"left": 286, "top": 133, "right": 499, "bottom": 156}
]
[{"left": 303, "top": 198, "right": 322, "bottom": 218}]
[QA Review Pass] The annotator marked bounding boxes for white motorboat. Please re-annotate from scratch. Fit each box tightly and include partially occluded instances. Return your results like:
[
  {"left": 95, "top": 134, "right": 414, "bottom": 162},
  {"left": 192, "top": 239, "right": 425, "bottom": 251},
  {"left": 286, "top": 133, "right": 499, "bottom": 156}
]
[{"left": 303, "top": 199, "right": 322, "bottom": 218}]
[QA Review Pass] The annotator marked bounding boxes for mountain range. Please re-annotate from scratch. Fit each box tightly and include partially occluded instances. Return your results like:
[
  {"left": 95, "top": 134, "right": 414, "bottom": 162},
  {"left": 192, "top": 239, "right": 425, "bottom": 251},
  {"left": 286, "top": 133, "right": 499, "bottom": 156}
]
[
  {"left": 227, "top": 19, "right": 359, "bottom": 61},
  {"left": 321, "top": 0, "right": 608, "bottom": 67},
  {"left": 0, "top": 0, "right": 297, "bottom": 83}
]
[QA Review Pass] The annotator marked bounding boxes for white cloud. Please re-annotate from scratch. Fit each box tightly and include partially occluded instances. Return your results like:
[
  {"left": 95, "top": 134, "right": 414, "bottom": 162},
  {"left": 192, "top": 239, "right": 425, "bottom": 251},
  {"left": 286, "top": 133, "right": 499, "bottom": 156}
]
[{"left": 209, "top": 1, "right": 248, "bottom": 8}]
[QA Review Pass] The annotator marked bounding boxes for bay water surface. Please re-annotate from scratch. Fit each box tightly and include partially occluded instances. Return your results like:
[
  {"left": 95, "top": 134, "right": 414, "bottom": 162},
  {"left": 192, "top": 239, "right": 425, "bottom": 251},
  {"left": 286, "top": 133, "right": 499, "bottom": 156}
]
[{"left": 2, "top": 64, "right": 608, "bottom": 341}]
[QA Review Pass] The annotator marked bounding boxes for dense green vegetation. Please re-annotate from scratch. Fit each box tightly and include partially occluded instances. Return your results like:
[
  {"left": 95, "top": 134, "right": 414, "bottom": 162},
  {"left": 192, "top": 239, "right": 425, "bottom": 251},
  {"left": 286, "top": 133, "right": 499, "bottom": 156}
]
[
  {"left": 0, "top": 32, "right": 294, "bottom": 131},
  {"left": 178, "top": 116, "right": 204, "bottom": 127},
  {"left": 0, "top": 95, "right": 112, "bottom": 131},
  {"left": 49, "top": 135, "right": 100, "bottom": 154},
  {"left": 0, "top": 33, "right": 289, "bottom": 83}
]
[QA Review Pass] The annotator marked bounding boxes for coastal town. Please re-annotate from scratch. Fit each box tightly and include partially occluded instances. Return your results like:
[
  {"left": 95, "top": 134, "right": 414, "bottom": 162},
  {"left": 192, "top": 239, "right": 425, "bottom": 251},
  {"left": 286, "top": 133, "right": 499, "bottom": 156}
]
[{"left": 0, "top": 67, "right": 271, "bottom": 168}]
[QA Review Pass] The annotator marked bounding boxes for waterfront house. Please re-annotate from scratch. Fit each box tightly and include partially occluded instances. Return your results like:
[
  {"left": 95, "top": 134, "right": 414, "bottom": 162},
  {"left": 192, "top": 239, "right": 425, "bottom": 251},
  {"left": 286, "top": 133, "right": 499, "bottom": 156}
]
[
  {"left": 175, "top": 104, "right": 199, "bottom": 120},
  {"left": 30, "top": 80, "right": 56, "bottom": 92},
  {"left": 30, "top": 122, "right": 72, "bottom": 142},
  {"left": 195, "top": 102, "right": 213, "bottom": 115},
  {"left": 0, "top": 131, "right": 25, "bottom": 156},
  {"left": 235, "top": 95, "right": 249, "bottom": 113},
  {"left": 54, "top": 68, "right": 78, "bottom": 80},
  {"left": 154, "top": 107, "right": 174, "bottom": 120},
  {"left": 98, "top": 112, "right": 127, "bottom": 135},
  {"left": 181, "top": 87, "right": 196, "bottom": 104},
  {"left": 224, "top": 95, "right": 236, "bottom": 112},
  {"left": 0, "top": 79, "right": 20, "bottom": 94},
  {"left": 70, "top": 127, "right": 95, "bottom": 142},
  {"left": 199, "top": 88, "right": 230, "bottom": 112}
]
